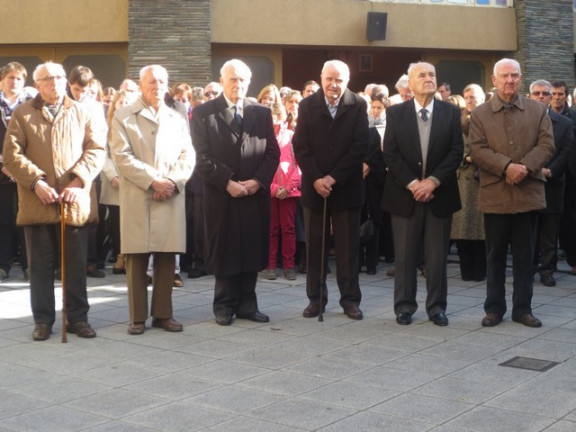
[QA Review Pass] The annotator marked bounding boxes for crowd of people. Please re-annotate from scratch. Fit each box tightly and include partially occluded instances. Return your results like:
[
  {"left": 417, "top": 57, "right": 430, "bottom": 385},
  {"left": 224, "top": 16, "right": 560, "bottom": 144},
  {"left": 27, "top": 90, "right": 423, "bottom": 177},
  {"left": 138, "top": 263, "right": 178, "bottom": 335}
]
[{"left": 1, "top": 56, "right": 576, "bottom": 341}]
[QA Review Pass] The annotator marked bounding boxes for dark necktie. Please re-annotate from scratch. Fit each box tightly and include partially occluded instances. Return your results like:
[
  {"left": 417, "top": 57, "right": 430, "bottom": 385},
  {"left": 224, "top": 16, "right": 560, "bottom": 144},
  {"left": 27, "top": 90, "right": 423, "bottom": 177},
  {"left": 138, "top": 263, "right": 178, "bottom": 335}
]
[
  {"left": 419, "top": 108, "right": 429, "bottom": 122},
  {"left": 233, "top": 105, "right": 242, "bottom": 126}
]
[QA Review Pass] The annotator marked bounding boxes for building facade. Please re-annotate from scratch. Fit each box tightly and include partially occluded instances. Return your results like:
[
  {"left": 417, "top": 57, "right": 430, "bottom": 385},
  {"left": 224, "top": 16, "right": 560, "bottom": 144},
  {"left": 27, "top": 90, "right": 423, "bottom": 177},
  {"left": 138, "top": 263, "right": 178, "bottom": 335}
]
[{"left": 0, "top": 0, "right": 573, "bottom": 95}]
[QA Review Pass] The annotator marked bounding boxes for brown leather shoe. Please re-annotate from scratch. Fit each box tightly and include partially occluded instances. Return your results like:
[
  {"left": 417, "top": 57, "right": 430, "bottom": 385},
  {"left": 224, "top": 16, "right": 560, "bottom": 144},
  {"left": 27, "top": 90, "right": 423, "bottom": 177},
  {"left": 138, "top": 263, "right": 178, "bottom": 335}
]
[
  {"left": 112, "top": 254, "right": 126, "bottom": 274},
  {"left": 513, "top": 313, "right": 542, "bottom": 328},
  {"left": 343, "top": 304, "right": 363, "bottom": 320},
  {"left": 572, "top": 266, "right": 576, "bottom": 276},
  {"left": 32, "top": 323, "right": 52, "bottom": 341},
  {"left": 173, "top": 274, "right": 183, "bottom": 287},
  {"left": 481, "top": 313, "right": 503, "bottom": 327},
  {"left": 302, "top": 302, "right": 325, "bottom": 318},
  {"left": 128, "top": 321, "right": 145, "bottom": 335},
  {"left": 386, "top": 268, "right": 395, "bottom": 277},
  {"left": 152, "top": 317, "right": 183, "bottom": 332},
  {"left": 66, "top": 321, "right": 97, "bottom": 338}
]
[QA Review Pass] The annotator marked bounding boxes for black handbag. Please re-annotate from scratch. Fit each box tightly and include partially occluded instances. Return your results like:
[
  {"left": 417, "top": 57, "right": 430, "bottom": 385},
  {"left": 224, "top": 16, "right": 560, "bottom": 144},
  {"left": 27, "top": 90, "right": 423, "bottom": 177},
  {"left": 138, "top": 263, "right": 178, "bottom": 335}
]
[
  {"left": 359, "top": 217, "right": 376, "bottom": 243},
  {"left": 359, "top": 185, "right": 376, "bottom": 243}
]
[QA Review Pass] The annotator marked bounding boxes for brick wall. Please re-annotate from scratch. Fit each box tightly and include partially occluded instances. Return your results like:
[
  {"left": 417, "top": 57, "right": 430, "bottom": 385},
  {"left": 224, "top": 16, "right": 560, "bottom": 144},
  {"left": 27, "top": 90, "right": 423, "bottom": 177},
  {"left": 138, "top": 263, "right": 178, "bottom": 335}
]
[
  {"left": 515, "top": 0, "right": 574, "bottom": 93},
  {"left": 128, "top": 0, "right": 212, "bottom": 87}
]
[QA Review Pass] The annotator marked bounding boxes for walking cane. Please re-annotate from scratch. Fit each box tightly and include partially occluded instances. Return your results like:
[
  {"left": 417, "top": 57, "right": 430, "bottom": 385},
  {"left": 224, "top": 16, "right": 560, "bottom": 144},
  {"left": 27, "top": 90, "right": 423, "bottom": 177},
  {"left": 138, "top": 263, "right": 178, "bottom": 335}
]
[
  {"left": 318, "top": 197, "right": 328, "bottom": 322},
  {"left": 60, "top": 201, "right": 68, "bottom": 343}
]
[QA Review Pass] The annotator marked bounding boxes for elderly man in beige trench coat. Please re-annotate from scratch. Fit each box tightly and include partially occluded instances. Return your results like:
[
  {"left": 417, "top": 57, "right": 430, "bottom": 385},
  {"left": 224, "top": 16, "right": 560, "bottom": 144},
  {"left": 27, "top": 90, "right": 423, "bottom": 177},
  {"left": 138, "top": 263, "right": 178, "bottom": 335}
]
[{"left": 110, "top": 65, "right": 194, "bottom": 335}]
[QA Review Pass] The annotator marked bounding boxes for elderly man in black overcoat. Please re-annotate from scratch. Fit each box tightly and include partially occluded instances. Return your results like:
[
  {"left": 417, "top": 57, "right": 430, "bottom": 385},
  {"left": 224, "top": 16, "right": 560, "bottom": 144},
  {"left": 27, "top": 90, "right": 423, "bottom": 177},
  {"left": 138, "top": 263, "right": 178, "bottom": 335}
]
[
  {"left": 293, "top": 59, "right": 369, "bottom": 320},
  {"left": 190, "top": 59, "right": 279, "bottom": 326}
]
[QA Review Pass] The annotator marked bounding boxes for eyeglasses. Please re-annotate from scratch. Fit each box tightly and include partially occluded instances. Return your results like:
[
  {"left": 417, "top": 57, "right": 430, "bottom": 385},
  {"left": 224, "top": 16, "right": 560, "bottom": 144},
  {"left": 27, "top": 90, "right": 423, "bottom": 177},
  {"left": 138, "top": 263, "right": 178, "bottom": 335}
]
[
  {"left": 37, "top": 75, "right": 66, "bottom": 83},
  {"left": 204, "top": 91, "right": 219, "bottom": 97},
  {"left": 531, "top": 91, "right": 550, "bottom": 97}
]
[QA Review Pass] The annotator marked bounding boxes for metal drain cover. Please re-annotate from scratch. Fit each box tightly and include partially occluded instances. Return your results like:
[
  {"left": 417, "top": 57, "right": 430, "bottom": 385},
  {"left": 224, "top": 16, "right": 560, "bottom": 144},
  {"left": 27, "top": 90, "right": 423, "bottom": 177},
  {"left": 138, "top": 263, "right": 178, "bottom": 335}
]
[{"left": 499, "top": 356, "right": 560, "bottom": 372}]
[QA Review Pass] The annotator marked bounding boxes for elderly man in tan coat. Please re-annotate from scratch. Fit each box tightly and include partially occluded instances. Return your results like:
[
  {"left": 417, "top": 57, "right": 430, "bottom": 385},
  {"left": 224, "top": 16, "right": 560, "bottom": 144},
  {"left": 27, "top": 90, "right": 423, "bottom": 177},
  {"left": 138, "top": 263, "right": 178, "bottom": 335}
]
[
  {"left": 110, "top": 65, "right": 194, "bottom": 335},
  {"left": 3, "top": 61, "right": 106, "bottom": 341},
  {"left": 470, "top": 58, "right": 554, "bottom": 329}
]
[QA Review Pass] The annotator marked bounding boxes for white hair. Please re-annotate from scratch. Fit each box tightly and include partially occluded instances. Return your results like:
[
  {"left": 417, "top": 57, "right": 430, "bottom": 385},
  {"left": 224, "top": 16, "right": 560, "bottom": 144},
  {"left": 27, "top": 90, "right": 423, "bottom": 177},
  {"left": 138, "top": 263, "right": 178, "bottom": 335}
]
[
  {"left": 529, "top": 79, "right": 552, "bottom": 93},
  {"left": 493, "top": 58, "right": 521, "bottom": 76},
  {"left": 321, "top": 60, "right": 350, "bottom": 79},
  {"left": 220, "top": 59, "right": 252, "bottom": 80},
  {"left": 406, "top": 62, "right": 435, "bottom": 78},
  {"left": 395, "top": 74, "right": 409, "bottom": 90},
  {"left": 32, "top": 62, "right": 66, "bottom": 82},
  {"left": 139, "top": 65, "right": 168, "bottom": 81}
]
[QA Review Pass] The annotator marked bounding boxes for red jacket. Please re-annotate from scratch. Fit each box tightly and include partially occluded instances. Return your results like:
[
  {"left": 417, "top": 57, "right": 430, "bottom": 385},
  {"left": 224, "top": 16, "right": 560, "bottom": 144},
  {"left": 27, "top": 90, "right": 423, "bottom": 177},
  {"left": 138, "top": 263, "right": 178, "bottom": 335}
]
[{"left": 270, "top": 122, "right": 301, "bottom": 198}]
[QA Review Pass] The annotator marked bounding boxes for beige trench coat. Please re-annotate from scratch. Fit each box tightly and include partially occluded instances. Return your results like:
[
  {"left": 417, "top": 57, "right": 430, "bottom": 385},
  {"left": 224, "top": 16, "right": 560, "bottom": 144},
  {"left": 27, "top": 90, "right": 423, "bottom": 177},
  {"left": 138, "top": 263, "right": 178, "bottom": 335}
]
[{"left": 110, "top": 98, "right": 194, "bottom": 254}]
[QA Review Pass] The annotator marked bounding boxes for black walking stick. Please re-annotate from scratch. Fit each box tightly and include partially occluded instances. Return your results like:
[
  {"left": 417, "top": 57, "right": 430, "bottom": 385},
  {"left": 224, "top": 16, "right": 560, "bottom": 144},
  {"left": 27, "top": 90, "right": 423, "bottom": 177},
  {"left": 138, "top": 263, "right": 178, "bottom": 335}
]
[
  {"left": 60, "top": 201, "right": 68, "bottom": 343},
  {"left": 318, "top": 197, "right": 328, "bottom": 322}
]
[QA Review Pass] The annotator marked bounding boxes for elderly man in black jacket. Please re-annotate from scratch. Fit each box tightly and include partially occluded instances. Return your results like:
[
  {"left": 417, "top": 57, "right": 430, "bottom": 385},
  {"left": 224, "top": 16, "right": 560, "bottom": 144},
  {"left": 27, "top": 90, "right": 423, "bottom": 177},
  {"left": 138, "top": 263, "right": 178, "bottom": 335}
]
[
  {"left": 382, "top": 62, "right": 463, "bottom": 327},
  {"left": 529, "top": 79, "right": 572, "bottom": 287},
  {"left": 293, "top": 59, "right": 369, "bottom": 320}
]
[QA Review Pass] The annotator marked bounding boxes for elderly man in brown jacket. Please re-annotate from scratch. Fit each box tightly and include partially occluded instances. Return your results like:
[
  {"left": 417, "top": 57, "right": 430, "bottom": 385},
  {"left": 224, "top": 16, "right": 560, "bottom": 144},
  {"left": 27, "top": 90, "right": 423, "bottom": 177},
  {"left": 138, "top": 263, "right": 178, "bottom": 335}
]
[
  {"left": 2, "top": 61, "right": 106, "bottom": 341},
  {"left": 469, "top": 58, "right": 554, "bottom": 329}
]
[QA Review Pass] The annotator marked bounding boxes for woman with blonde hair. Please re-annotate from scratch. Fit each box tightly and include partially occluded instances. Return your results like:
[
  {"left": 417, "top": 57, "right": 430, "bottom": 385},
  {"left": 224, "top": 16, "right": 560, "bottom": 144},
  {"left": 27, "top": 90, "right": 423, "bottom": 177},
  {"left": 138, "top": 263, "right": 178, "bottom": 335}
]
[
  {"left": 284, "top": 90, "right": 303, "bottom": 131},
  {"left": 101, "top": 90, "right": 130, "bottom": 274}
]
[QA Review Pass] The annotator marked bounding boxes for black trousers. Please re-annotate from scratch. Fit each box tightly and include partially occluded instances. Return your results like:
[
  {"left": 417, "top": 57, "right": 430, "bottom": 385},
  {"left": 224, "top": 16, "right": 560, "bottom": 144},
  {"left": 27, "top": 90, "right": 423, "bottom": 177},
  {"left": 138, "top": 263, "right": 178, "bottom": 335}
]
[
  {"left": 213, "top": 272, "right": 258, "bottom": 317},
  {"left": 24, "top": 224, "right": 89, "bottom": 325},
  {"left": 484, "top": 212, "right": 537, "bottom": 319},
  {"left": 535, "top": 212, "right": 562, "bottom": 277},
  {"left": 456, "top": 239, "right": 486, "bottom": 281},
  {"left": 0, "top": 183, "right": 26, "bottom": 273},
  {"left": 303, "top": 206, "right": 362, "bottom": 308}
]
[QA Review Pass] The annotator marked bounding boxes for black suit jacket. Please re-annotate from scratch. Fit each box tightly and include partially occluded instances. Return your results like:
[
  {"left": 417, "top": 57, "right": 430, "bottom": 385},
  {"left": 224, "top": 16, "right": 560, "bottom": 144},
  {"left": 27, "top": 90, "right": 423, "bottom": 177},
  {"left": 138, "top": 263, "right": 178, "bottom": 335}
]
[
  {"left": 190, "top": 95, "right": 279, "bottom": 274},
  {"left": 382, "top": 99, "right": 463, "bottom": 218},
  {"left": 293, "top": 88, "right": 369, "bottom": 212},
  {"left": 542, "top": 109, "right": 572, "bottom": 213}
]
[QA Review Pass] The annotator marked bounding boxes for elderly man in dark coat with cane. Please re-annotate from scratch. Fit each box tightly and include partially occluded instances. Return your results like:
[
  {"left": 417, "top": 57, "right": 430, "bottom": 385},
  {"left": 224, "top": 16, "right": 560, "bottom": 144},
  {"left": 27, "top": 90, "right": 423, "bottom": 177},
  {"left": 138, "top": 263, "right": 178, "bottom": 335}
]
[
  {"left": 191, "top": 59, "right": 279, "bottom": 326},
  {"left": 293, "top": 59, "right": 369, "bottom": 320}
]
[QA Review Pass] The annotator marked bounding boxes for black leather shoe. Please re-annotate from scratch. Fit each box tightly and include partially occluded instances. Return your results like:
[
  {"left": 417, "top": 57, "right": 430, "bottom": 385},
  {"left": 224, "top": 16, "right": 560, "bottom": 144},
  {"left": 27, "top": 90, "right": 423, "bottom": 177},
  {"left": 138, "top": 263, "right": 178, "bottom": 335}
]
[
  {"left": 512, "top": 313, "right": 542, "bottom": 328},
  {"left": 343, "top": 304, "right": 363, "bottom": 320},
  {"left": 86, "top": 265, "right": 105, "bottom": 278},
  {"left": 188, "top": 268, "right": 207, "bottom": 279},
  {"left": 215, "top": 314, "right": 234, "bottom": 326},
  {"left": 237, "top": 311, "right": 270, "bottom": 323},
  {"left": 430, "top": 312, "right": 449, "bottom": 326},
  {"left": 302, "top": 302, "right": 325, "bottom": 318},
  {"left": 540, "top": 274, "right": 556, "bottom": 287},
  {"left": 396, "top": 313, "right": 412, "bottom": 325},
  {"left": 366, "top": 267, "right": 377, "bottom": 275}
]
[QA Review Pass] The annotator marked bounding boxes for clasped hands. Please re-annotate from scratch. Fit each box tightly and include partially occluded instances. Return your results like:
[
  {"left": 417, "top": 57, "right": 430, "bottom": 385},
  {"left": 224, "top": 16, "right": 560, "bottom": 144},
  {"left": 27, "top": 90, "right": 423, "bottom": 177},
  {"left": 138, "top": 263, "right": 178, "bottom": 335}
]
[
  {"left": 408, "top": 178, "right": 436, "bottom": 202},
  {"left": 151, "top": 178, "right": 176, "bottom": 201},
  {"left": 314, "top": 175, "right": 336, "bottom": 199},
  {"left": 34, "top": 177, "right": 84, "bottom": 206},
  {"left": 505, "top": 163, "right": 528, "bottom": 185},
  {"left": 275, "top": 186, "right": 288, "bottom": 199},
  {"left": 226, "top": 179, "right": 260, "bottom": 198}
]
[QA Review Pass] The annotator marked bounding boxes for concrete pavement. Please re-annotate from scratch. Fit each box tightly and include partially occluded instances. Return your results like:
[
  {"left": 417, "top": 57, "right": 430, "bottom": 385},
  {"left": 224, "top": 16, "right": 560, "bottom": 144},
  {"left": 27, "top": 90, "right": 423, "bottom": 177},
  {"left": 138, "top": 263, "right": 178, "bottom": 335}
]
[{"left": 1, "top": 255, "right": 576, "bottom": 431}]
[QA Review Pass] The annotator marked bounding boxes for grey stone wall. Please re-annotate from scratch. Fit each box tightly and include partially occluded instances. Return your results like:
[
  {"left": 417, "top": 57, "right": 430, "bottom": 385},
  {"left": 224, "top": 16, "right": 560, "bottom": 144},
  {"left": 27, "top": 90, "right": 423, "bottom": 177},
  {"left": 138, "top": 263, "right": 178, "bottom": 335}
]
[
  {"left": 515, "top": 0, "right": 574, "bottom": 93},
  {"left": 128, "top": 0, "right": 212, "bottom": 87}
]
